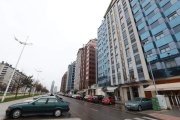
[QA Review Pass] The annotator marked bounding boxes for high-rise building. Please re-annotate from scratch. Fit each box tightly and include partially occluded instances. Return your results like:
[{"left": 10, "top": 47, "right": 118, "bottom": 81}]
[
  {"left": 97, "top": 20, "right": 111, "bottom": 87},
  {"left": 50, "top": 80, "right": 55, "bottom": 94},
  {"left": 66, "top": 61, "right": 76, "bottom": 91},
  {"left": 101, "top": 0, "right": 180, "bottom": 102},
  {"left": 80, "top": 39, "right": 97, "bottom": 90},
  {"left": 60, "top": 71, "right": 67, "bottom": 93},
  {"left": 74, "top": 48, "right": 83, "bottom": 90}
]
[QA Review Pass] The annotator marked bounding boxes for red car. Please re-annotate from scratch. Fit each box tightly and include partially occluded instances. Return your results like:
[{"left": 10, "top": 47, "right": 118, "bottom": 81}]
[
  {"left": 102, "top": 96, "right": 115, "bottom": 105},
  {"left": 86, "top": 96, "right": 94, "bottom": 102}
]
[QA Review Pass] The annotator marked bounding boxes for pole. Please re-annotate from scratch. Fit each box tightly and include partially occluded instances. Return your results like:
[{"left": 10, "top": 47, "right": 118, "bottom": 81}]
[
  {"left": 148, "top": 60, "right": 158, "bottom": 95},
  {"left": 1, "top": 36, "right": 29, "bottom": 102}
]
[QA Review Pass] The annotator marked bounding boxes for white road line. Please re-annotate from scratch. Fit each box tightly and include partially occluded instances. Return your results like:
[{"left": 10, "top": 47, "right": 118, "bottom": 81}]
[
  {"left": 90, "top": 108, "right": 98, "bottom": 111},
  {"left": 134, "top": 118, "right": 145, "bottom": 120},
  {"left": 124, "top": 119, "right": 132, "bottom": 120},
  {"left": 142, "top": 116, "right": 157, "bottom": 120}
]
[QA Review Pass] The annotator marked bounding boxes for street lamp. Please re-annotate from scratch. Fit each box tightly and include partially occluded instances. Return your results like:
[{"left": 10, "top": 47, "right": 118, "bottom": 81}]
[
  {"left": 148, "top": 60, "right": 158, "bottom": 95},
  {"left": 1, "top": 36, "right": 32, "bottom": 102}
]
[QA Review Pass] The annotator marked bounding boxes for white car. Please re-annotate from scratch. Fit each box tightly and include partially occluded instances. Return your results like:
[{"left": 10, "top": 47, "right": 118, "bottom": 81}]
[
  {"left": 72, "top": 94, "right": 80, "bottom": 98},
  {"left": 24, "top": 99, "right": 34, "bottom": 102}
]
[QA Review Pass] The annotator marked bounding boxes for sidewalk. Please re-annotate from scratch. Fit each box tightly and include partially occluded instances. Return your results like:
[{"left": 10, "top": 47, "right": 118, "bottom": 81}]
[
  {"left": 136, "top": 107, "right": 180, "bottom": 120},
  {"left": 114, "top": 103, "right": 180, "bottom": 120}
]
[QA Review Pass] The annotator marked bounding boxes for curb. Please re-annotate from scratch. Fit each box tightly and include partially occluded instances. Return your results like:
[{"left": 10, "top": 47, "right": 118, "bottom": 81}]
[{"left": 125, "top": 111, "right": 163, "bottom": 120}]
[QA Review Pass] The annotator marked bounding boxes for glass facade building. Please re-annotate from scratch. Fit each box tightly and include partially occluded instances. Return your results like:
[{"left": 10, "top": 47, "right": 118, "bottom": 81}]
[
  {"left": 130, "top": 0, "right": 180, "bottom": 79},
  {"left": 66, "top": 61, "right": 76, "bottom": 91},
  {"left": 101, "top": 0, "right": 180, "bottom": 101},
  {"left": 97, "top": 20, "right": 111, "bottom": 87}
]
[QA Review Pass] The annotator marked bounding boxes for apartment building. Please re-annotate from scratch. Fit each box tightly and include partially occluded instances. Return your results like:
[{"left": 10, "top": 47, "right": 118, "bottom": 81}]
[
  {"left": 60, "top": 72, "right": 67, "bottom": 93},
  {"left": 0, "top": 61, "right": 27, "bottom": 92},
  {"left": 101, "top": 0, "right": 180, "bottom": 102},
  {"left": 66, "top": 61, "right": 76, "bottom": 91},
  {"left": 80, "top": 39, "right": 97, "bottom": 91},
  {"left": 74, "top": 48, "right": 83, "bottom": 90},
  {"left": 97, "top": 20, "right": 111, "bottom": 87}
]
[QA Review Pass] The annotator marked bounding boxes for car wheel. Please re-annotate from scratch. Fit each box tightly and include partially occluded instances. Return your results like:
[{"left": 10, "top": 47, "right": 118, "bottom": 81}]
[
  {"left": 11, "top": 109, "right": 21, "bottom": 119},
  {"left": 138, "top": 105, "right": 142, "bottom": 111},
  {"left": 54, "top": 109, "right": 62, "bottom": 117}
]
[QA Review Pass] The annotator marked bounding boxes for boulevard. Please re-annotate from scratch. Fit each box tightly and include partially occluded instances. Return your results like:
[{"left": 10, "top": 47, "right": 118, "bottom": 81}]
[{"left": 0, "top": 95, "right": 159, "bottom": 120}]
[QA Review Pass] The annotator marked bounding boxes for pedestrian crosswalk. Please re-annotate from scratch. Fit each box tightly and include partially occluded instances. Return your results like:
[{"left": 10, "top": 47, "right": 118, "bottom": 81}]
[{"left": 124, "top": 116, "right": 158, "bottom": 120}]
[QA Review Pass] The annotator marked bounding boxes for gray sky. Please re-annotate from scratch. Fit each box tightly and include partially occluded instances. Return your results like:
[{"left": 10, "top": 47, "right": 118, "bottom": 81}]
[{"left": 0, "top": 0, "right": 111, "bottom": 90}]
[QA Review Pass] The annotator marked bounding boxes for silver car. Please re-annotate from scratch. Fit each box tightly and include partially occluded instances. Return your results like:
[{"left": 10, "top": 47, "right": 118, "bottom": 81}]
[{"left": 125, "top": 97, "right": 152, "bottom": 111}]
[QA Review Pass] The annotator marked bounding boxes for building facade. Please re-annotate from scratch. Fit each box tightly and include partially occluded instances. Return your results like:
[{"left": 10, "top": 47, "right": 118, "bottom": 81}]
[
  {"left": 50, "top": 80, "right": 55, "bottom": 94},
  {"left": 74, "top": 48, "right": 83, "bottom": 90},
  {"left": 97, "top": 20, "right": 111, "bottom": 87},
  {"left": 60, "top": 71, "right": 67, "bottom": 93},
  {"left": 104, "top": 0, "right": 151, "bottom": 102},
  {"left": 80, "top": 39, "right": 97, "bottom": 90},
  {"left": 0, "top": 61, "right": 27, "bottom": 92},
  {"left": 101, "top": 0, "right": 180, "bottom": 102},
  {"left": 66, "top": 61, "right": 76, "bottom": 91}
]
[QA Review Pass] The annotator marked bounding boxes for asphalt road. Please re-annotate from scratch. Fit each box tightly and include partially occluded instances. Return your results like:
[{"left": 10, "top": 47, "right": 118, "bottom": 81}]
[{"left": 0, "top": 95, "right": 159, "bottom": 120}]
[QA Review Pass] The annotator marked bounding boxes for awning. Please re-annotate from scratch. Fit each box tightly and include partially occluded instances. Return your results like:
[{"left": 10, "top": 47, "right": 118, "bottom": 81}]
[
  {"left": 144, "top": 82, "right": 180, "bottom": 91},
  {"left": 77, "top": 89, "right": 87, "bottom": 94},
  {"left": 106, "top": 87, "right": 118, "bottom": 92}
]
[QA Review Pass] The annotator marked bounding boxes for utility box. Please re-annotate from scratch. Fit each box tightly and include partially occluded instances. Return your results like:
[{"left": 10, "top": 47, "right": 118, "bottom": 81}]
[
  {"left": 152, "top": 97, "right": 161, "bottom": 111},
  {"left": 156, "top": 95, "right": 168, "bottom": 110}
]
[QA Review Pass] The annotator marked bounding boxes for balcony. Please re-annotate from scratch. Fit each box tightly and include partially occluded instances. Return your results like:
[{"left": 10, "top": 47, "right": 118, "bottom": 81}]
[
  {"left": 143, "top": 42, "right": 154, "bottom": 52},
  {"left": 151, "top": 66, "right": 180, "bottom": 79},
  {"left": 169, "top": 16, "right": 180, "bottom": 28},
  {"left": 155, "top": 35, "right": 173, "bottom": 48},
  {"left": 147, "top": 55, "right": 158, "bottom": 62},
  {"left": 160, "top": 48, "right": 179, "bottom": 58}
]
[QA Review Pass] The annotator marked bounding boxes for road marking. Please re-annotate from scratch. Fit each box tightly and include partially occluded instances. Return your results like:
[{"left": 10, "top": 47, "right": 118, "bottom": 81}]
[
  {"left": 90, "top": 108, "right": 98, "bottom": 111},
  {"left": 134, "top": 118, "right": 145, "bottom": 120},
  {"left": 142, "top": 116, "right": 157, "bottom": 120},
  {"left": 124, "top": 119, "right": 132, "bottom": 120}
]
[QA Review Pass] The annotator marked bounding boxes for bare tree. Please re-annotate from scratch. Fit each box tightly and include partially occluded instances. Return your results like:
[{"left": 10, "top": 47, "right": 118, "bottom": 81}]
[{"left": 21, "top": 76, "right": 33, "bottom": 96}]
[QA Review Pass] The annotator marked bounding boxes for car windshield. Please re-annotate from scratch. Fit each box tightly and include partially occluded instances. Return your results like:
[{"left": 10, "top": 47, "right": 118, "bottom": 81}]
[{"left": 133, "top": 98, "right": 141, "bottom": 101}]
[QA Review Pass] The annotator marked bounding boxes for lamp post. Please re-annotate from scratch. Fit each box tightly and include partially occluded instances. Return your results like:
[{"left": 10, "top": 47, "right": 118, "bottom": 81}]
[
  {"left": 1, "top": 36, "right": 32, "bottom": 102},
  {"left": 148, "top": 60, "right": 158, "bottom": 95}
]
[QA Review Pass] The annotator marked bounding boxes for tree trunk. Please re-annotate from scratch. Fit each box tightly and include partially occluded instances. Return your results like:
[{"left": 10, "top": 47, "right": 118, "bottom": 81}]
[
  {"left": 29, "top": 87, "right": 32, "bottom": 96},
  {"left": 24, "top": 87, "right": 27, "bottom": 96},
  {"left": 15, "top": 86, "right": 19, "bottom": 98}
]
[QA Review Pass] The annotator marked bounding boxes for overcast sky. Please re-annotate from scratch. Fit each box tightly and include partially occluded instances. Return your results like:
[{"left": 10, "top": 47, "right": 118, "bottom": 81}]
[{"left": 0, "top": 0, "right": 111, "bottom": 90}]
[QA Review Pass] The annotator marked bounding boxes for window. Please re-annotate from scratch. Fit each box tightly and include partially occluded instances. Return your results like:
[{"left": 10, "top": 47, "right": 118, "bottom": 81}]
[
  {"left": 173, "top": 25, "right": 180, "bottom": 33},
  {"left": 144, "top": 2, "right": 151, "bottom": 11},
  {"left": 167, "top": 12, "right": 178, "bottom": 21},
  {"left": 139, "top": 27, "right": 146, "bottom": 35},
  {"left": 155, "top": 31, "right": 165, "bottom": 40},
  {"left": 132, "top": 43, "right": 138, "bottom": 53},
  {"left": 165, "top": 60, "right": 177, "bottom": 68},
  {"left": 35, "top": 98, "right": 47, "bottom": 104},
  {"left": 162, "top": 2, "right": 171, "bottom": 11},
  {"left": 48, "top": 98, "right": 58, "bottom": 103},
  {"left": 151, "top": 20, "right": 160, "bottom": 29},
  {"left": 147, "top": 11, "right": 155, "bottom": 19},
  {"left": 159, "top": 44, "right": 171, "bottom": 53},
  {"left": 135, "top": 54, "right": 141, "bottom": 65},
  {"left": 136, "top": 19, "right": 142, "bottom": 26}
]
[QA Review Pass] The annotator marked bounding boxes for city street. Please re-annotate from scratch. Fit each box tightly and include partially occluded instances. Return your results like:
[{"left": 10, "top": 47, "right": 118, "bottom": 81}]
[{"left": 0, "top": 95, "right": 159, "bottom": 120}]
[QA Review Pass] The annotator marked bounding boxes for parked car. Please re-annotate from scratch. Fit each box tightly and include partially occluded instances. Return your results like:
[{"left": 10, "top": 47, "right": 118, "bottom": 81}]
[
  {"left": 92, "top": 95, "right": 104, "bottom": 103},
  {"left": 125, "top": 97, "right": 152, "bottom": 111},
  {"left": 72, "top": 94, "right": 80, "bottom": 98},
  {"left": 83, "top": 95, "right": 91, "bottom": 101},
  {"left": 6, "top": 96, "right": 70, "bottom": 119},
  {"left": 86, "top": 95, "right": 94, "bottom": 102},
  {"left": 102, "top": 96, "right": 115, "bottom": 105}
]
